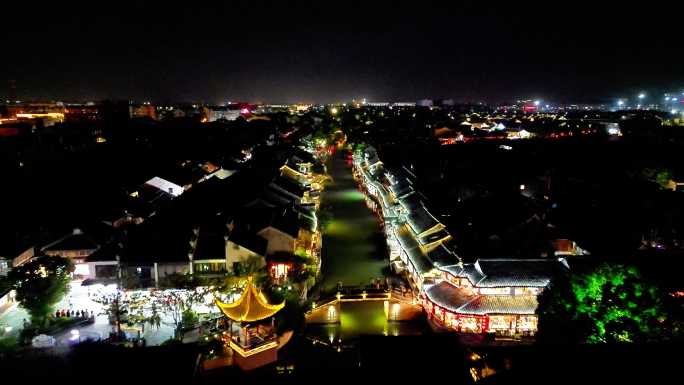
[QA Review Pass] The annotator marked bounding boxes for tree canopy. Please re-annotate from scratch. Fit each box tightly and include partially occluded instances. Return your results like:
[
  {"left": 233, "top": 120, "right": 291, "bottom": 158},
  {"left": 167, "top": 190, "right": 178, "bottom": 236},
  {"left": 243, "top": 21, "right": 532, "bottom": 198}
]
[
  {"left": 157, "top": 273, "right": 211, "bottom": 339},
  {"left": 642, "top": 166, "right": 673, "bottom": 188},
  {"left": 315, "top": 206, "right": 333, "bottom": 234},
  {"left": 8, "top": 256, "right": 74, "bottom": 323},
  {"left": 536, "top": 263, "right": 684, "bottom": 344}
]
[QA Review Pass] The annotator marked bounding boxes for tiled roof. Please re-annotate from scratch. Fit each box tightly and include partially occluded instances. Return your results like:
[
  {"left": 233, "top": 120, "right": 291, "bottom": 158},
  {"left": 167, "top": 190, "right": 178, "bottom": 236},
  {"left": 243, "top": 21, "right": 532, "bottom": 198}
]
[
  {"left": 406, "top": 206, "right": 442, "bottom": 236},
  {"left": 41, "top": 229, "right": 100, "bottom": 253},
  {"left": 122, "top": 233, "right": 192, "bottom": 264},
  {"left": 194, "top": 220, "right": 227, "bottom": 261},
  {"left": 362, "top": 146, "right": 377, "bottom": 158},
  {"left": 272, "top": 174, "right": 307, "bottom": 198},
  {"left": 475, "top": 259, "right": 569, "bottom": 287},
  {"left": 395, "top": 225, "right": 433, "bottom": 274},
  {"left": 419, "top": 229, "right": 451, "bottom": 247},
  {"left": 386, "top": 166, "right": 416, "bottom": 185},
  {"left": 366, "top": 155, "right": 381, "bottom": 167},
  {"left": 283, "top": 158, "right": 308, "bottom": 175},
  {"left": 463, "top": 264, "right": 485, "bottom": 285},
  {"left": 398, "top": 192, "right": 427, "bottom": 212},
  {"left": 426, "top": 242, "right": 460, "bottom": 267},
  {"left": 457, "top": 295, "right": 538, "bottom": 315},
  {"left": 425, "top": 281, "right": 477, "bottom": 313},
  {"left": 216, "top": 277, "right": 285, "bottom": 322},
  {"left": 267, "top": 212, "right": 300, "bottom": 239},
  {"left": 389, "top": 179, "right": 414, "bottom": 199},
  {"left": 137, "top": 183, "right": 175, "bottom": 209},
  {"left": 252, "top": 189, "right": 293, "bottom": 207},
  {"left": 227, "top": 228, "right": 267, "bottom": 256},
  {"left": 297, "top": 214, "right": 316, "bottom": 234},
  {"left": 440, "top": 264, "right": 465, "bottom": 277},
  {"left": 120, "top": 194, "right": 161, "bottom": 218},
  {"left": 234, "top": 207, "right": 300, "bottom": 240},
  {"left": 157, "top": 166, "right": 204, "bottom": 187},
  {"left": 267, "top": 184, "right": 302, "bottom": 204},
  {"left": 85, "top": 243, "right": 120, "bottom": 262},
  {"left": 357, "top": 167, "right": 397, "bottom": 215}
]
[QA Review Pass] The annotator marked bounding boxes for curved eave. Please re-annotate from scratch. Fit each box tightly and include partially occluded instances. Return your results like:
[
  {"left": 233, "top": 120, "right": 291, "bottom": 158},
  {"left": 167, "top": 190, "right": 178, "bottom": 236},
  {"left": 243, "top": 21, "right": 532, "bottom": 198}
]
[{"left": 215, "top": 284, "right": 285, "bottom": 322}]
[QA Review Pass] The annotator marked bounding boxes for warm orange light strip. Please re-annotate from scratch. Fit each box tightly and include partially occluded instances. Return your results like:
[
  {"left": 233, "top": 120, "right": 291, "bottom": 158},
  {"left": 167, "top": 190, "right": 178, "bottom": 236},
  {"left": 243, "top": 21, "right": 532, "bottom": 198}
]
[{"left": 16, "top": 113, "right": 64, "bottom": 118}]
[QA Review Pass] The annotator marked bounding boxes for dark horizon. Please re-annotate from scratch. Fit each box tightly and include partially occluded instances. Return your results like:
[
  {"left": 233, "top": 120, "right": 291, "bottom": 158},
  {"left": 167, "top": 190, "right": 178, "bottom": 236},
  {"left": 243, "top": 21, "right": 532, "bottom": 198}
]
[{"left": 3, "top": 2, "right": 683, "bottom": 105}]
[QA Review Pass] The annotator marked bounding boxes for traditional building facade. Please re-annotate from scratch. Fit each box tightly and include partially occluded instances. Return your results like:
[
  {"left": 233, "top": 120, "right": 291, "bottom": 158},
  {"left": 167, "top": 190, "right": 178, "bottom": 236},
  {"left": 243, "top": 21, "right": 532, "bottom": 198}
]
[{"left": 353, "top": 145, "right": 577, "bottom": 335}]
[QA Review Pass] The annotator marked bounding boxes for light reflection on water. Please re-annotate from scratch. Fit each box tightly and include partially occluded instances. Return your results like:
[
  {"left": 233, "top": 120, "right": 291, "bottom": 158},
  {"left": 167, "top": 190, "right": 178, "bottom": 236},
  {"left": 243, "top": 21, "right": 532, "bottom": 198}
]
[{"left": 305, "top": 302, "right": 429, "bottom": 347}]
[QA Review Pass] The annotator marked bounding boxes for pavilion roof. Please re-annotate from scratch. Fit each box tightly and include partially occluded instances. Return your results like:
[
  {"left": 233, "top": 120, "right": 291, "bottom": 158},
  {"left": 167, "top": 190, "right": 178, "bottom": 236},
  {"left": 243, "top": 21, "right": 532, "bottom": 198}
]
[{"left": 215, "top": 277, "right": 285, "bottom": 322}]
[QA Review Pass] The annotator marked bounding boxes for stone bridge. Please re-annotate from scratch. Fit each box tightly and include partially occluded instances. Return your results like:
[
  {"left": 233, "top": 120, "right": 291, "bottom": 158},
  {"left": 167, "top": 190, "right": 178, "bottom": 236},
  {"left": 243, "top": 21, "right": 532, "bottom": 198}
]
[{"left": 305, "top": 288, "right": 424, "bottom": 324}]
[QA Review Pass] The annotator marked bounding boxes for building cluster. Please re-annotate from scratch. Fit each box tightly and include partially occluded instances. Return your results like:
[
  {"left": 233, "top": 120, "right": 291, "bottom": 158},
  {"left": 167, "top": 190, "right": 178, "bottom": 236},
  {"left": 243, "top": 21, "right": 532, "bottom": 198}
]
[
  {"left": 0, "top": 114, "right": 331, "bottom": 316},
  {"left": 353, "top": 138, "right": 684, "bottom": 335},
  {"left": 353, "top": 147, "right": 573, "bottom": 335}
]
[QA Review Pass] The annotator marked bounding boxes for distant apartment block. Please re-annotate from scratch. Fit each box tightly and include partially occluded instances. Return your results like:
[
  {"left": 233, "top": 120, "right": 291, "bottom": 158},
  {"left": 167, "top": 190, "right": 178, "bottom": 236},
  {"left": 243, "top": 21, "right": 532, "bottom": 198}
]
[{"left": 204, "top": 107, "right": 241, "bottom": 122}]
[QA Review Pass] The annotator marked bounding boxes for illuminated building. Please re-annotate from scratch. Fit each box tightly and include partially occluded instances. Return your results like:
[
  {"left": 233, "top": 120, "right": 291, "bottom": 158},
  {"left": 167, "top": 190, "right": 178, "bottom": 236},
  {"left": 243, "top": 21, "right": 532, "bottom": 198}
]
[
  {"left": 204, "top": 106, "right": 240, "bottom": 122},
  {"left": 424, "top": 259, "right": 569, "bottom": 336},
  {"left": 41, "top": 228, "right": 100, "bottom": 277},
  {"left": 215, "top": 276, "right": 285, "bottom": 372},
  {"left": 129, "top": 103, "right": 156, "bottom": 120},
  {"left": 353, "top": 145, "right": 574, "bottom": 336},
  {"left": 295, "top": 103, "right": 311, "bottom": 112}
]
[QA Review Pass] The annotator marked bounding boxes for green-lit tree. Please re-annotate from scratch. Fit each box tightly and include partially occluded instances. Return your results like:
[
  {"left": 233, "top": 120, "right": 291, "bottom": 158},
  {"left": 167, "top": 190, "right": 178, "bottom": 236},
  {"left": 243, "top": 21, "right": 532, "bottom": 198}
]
[
  {"left": 8, "top": 256, "right": 74, "bottom": 327},
  {"left": 315, "top": 206, "right": 333, "bottom": 234},
  {"left": 642, "top": 166, "right": 673, "bottom": 188},
  {"left": 536, "top": 263, "right": 684, "bottom": 344}
]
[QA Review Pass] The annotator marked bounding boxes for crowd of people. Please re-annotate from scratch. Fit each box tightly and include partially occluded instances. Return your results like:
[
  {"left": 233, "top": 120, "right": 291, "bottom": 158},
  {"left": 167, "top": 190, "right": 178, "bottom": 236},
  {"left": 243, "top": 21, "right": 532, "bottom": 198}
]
[{"left": 52, "top": 309, "right": 92, "bottom": 319}]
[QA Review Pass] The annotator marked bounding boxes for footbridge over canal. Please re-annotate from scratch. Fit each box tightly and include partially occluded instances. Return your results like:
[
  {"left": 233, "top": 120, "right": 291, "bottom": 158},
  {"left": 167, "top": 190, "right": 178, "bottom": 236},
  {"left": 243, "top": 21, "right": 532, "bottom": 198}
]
[{"left": 306, "top": 287, "right": 424, "bottom": 324}]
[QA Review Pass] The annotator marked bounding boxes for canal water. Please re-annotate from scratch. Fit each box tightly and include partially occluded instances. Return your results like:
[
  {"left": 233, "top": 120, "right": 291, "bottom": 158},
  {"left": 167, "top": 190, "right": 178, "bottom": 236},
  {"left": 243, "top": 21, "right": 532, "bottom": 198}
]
[
  {"left": 304, "top": 145, "right": 430, "bottom": 347},
  {"left": 317, "top": 145, "right": 391, "bottom": 290}
]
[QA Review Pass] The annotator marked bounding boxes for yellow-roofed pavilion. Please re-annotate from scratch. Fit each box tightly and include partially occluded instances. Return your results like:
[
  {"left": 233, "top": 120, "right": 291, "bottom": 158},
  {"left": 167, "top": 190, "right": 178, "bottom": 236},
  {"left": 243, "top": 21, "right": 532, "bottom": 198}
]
[
  {"left": 215, "top": 276, "right": 285, "bottom": 372},
  {"left": 215, "top": 276, "right": 285, "bottom": 322}
]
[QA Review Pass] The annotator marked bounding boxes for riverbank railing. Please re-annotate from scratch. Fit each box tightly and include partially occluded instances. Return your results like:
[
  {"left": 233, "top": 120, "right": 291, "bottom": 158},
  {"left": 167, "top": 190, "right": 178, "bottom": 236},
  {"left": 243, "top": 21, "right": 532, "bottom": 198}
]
[{"left": 309, "top": 287, "right": 419, "bottom": 313}]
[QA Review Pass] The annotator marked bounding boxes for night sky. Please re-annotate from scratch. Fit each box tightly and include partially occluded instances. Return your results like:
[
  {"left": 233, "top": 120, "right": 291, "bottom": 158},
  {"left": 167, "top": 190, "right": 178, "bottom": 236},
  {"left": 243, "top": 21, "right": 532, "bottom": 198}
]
[{"left": 4, "top": 1, "right": 683, "bottom": 105}]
